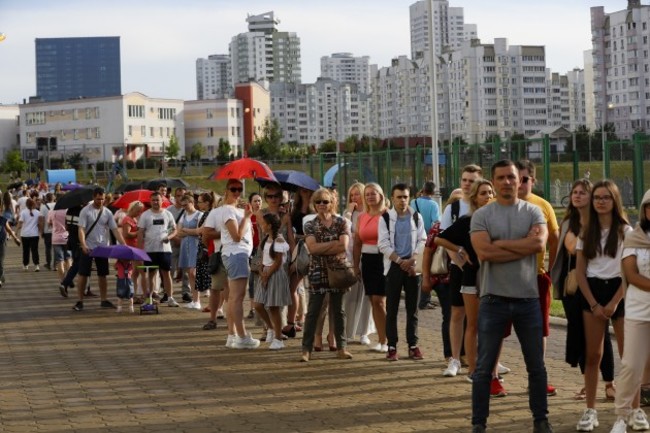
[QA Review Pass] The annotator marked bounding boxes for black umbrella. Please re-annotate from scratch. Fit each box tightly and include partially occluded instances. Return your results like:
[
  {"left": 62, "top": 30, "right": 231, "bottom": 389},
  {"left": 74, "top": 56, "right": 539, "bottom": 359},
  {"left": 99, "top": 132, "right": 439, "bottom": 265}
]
[
  {"left": 53, "top": 186, "right": 95, "bottom": 210},
  {"left": 145, "top": 178, "right": 190, "bottom": 191},
  {"left": 114, "top": 181, "right": 146, "bottom": 193},
  {"left": 7, "top": 181, "right": 24, "bottom": 190}
]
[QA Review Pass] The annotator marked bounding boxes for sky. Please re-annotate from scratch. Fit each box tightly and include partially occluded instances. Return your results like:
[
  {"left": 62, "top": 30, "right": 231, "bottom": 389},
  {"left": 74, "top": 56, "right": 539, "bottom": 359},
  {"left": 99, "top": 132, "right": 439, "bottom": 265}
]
[{"left": 0, "top": 0, "right": 626, "bottom": 105}]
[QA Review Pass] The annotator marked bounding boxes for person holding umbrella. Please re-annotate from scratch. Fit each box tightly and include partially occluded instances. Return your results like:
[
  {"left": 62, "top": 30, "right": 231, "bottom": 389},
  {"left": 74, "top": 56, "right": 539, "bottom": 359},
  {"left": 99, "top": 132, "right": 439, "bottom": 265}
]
[{"left": 73, "top": 187, "right": 127, "bottom": 311}]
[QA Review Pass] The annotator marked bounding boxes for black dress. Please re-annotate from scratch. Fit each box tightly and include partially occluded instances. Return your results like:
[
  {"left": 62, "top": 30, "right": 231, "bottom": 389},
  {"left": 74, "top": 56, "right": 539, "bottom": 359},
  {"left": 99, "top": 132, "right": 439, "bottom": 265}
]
[{"left": 195, "top": 212, "right": 211, "bottom": 292}]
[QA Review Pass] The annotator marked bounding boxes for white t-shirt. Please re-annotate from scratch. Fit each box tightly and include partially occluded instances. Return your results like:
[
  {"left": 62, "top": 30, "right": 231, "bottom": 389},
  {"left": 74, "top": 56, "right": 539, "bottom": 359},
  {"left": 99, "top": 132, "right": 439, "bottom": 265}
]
[
  {"left": 212, "top": 205, "right": 252, "bottom": 257},
  {"left": 203, "top": 207, "right": 223, "bottom": 252},
  {"left": 622, "top": 244, "right": 650, "bottom": 321},
  {"left": 262, "top": 236, "right": 290, "bottom": 266},
  {"left": 576, "top": 226, "right": 633, "bottom": 279},
  {"left": 19, "top": 208, "right": 40, "bottom": 237},
  {"left": 440, "top": 198, "right": 470, "bottom": 230},
  {"left": 137, "top": 209, "right": 175, "bottom": 253}
]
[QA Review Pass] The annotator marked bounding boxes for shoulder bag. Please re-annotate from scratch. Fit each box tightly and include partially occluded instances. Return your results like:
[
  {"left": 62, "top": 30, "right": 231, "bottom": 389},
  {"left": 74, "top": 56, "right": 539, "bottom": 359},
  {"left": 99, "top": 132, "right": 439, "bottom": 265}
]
[
  {"left": 563, "top": 254, "right": 578, "bottom": 297},
  {"left": 326, "top": 258, "right": 358, "bottom": 289}
]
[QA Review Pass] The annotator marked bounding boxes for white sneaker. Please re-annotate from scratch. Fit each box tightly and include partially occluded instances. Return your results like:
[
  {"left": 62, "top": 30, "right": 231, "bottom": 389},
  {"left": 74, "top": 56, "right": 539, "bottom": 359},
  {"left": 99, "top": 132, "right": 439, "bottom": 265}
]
[
  {"left": 370, "top": 343, "right": 389, "bottom": 353},
  {"left": 34, "top": 265, "right": 40, "bottom": 272},
  {"left": 629, "top": 408, "right": 649, "bottom": 431},
  {"left": 167, "top": 297, "right": 179, "bottom": 307},
  {"left": 497, "top": 363, "right": 511, "bottom": 375},
  {"left": 266, "top": 329, "right": 274, "bottom": 343},
  {"left": 269, "top": 338, "right": 284, "bottom": 350},
  {"left": 225, "top": 334, "right": 236, "bottom": 348},
  {"left": 577, "top": 408, "right": 599, "bottom": 431},
  {"left": 443, "top": 358, "right": 461, "bottom": 377},
  {"left": 23, "top": 265, "right": 28, "bottom": 271},
  {"left": 360, "top": 335, "right": 371, "bottom": 345},
  {"left": 610, "top": 418, "right": 627, "bottom": 433},
  {"left": 129, "top": 305, "right": 135, "bottom": 313},
  {"left": 116, "top": 306, "right": 122, "bottom": 313},
  {"left": 233, "top": 334, "right": 260, "bottom": 349}
]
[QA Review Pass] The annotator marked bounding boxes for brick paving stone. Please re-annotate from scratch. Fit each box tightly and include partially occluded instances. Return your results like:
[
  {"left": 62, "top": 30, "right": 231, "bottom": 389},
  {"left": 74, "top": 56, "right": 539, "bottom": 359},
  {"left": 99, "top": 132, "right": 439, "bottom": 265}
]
[{"left": 0, "top": 241, "right": 629, "bottom": 432}]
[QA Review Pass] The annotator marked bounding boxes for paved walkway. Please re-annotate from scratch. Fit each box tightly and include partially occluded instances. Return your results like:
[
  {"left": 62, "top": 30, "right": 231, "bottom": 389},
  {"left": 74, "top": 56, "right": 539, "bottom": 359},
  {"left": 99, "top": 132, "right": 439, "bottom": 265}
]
[{"left": 0, "top": 242, "right": 625, "bottom": 432}]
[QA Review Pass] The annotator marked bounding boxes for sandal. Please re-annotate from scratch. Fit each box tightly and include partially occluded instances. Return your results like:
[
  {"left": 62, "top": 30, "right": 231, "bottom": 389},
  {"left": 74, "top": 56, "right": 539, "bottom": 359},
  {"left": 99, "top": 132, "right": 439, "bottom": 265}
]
[
  {"left": 573, "top": 387, "right": 587, "bottom": 400},
  {"left": 605, "top": 383, "right": 616, "bottom": 401},
  {"left": 202, "top": 320, "right": 217, "bottom": 330}
]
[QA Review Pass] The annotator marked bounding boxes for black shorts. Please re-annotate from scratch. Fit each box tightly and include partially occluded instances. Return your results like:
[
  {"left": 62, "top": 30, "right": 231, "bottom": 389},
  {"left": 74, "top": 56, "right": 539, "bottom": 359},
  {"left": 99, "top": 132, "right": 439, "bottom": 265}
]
[
  {"left": 579, "top": 277, "right": 625, "bottom": 320},
  {"left": 78, "top": 253, "right": 109, "bottom": 277},
  {"left": 144, "top": 252, "right": 172, "bottom": 272},
  {"left": 361, "top": 253, "right": 385, "bottom": 297},
  {"left": 449, "top": 264, "right": 464, "bottom": 307}
]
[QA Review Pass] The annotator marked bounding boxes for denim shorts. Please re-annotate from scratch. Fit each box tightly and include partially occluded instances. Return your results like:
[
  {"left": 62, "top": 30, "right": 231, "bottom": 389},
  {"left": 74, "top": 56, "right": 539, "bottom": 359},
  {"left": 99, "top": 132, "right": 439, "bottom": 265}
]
[
  {"left": 53, "top": 245, "right": 71, "bottom": 263},
  {"left": 116, "top": 278, "right": 134, "bottom": 300},
  {"left": 460, "top": 285, "right": 478, "bottom": 295},
  {"left": 222, "top": 252, "right": 250, "bottom": 280}
]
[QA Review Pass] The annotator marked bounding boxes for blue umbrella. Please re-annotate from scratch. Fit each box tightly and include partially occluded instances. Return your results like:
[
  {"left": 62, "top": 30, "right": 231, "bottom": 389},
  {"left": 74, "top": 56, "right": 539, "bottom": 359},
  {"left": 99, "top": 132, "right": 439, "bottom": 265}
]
[
  {"left": 270, "top": 170, "right": 321, "bottom": 192},
  {"left": 90, "top": 245, "right": 151, "bottom": 262}
]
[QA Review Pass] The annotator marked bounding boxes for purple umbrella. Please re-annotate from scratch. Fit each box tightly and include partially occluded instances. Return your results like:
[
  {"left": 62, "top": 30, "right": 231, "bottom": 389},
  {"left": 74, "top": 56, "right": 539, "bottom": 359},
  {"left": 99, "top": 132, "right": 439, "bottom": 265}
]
[
  {"left": 90, "top": 245, "right": 151, "bottom": 262},
  {"left": 62, "top": 183, "right": 83, "bottom": 191}
]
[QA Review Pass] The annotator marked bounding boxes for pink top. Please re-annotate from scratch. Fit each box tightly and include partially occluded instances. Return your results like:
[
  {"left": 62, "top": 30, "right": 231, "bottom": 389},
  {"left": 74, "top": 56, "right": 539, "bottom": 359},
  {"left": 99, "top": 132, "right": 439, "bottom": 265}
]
[
  {"left": 357, "top": 212, "right": 381, "bottom": 246},
  {"left": 48, "top": 209, "right": 69, "bottom": 246},
  {"left": 122, "top": 215, "right": 138, "bottom": 248}
]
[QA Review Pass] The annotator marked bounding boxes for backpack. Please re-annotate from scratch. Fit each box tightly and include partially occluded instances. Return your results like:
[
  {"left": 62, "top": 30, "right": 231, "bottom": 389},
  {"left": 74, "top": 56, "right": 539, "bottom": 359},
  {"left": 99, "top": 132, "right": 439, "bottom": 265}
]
[
  {"left": 451, "top": 200, "right": 461, "bottom": 223},
  {"left": 291, "top": 239, "right": 310, "bottom": 276},
  {"left": 381, "top": 210, "right": 419, "bottom": 238}
]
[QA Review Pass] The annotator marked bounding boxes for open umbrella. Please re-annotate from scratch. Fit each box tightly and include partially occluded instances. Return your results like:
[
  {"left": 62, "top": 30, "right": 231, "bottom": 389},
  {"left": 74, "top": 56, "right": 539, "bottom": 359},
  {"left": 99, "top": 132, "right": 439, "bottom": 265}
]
[
  {"left": 90, "top": 245, "right": 151, "bottom": 262},
  {"left": 270, "top": 170, "right": 320, "bottom": 192},
  {"left": 145, "top": 178, "right": 190, "bottom": 191},
  {"left": 7, "top": 181, "right": 24, "bottom": 190},
  {"left": 111, "top": 189, "right": 172, "bottom": 209},
  {"left": 53, "top": 186, "right": 95, "bottom": 210},
  {"left": 209, "top": 158, "right": 277, "bottom": 182},
  {"left": 62, "top": 182, "right": 83, "bottom": 191},
  {"left": 114, "top": 181, "right": 146, "bottom": 193}
]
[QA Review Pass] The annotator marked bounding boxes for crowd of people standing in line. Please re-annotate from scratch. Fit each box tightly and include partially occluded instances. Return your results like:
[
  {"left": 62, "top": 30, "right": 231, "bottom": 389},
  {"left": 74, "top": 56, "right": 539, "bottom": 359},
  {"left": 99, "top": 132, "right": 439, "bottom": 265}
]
[{"left": 3, "top": 162, "right": 650, "bottom": 432}]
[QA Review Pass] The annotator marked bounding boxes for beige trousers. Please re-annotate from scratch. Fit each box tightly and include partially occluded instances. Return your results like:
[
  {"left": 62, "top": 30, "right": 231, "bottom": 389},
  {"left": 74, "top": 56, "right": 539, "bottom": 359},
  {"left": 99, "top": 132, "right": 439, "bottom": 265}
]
[{"left": 615, "top": 318, "right": 650, "bottom": 417}]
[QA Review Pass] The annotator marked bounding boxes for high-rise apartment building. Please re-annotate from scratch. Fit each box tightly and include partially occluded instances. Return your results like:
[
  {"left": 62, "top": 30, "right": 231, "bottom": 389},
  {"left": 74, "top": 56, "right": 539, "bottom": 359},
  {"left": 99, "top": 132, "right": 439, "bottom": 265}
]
[
  {"left": 546, "top": 68, "right": 587, "bottom": 132},
  {"left": 35, "top": 37, "right": 121, "bottom": 102},
  {"left": 230, "top": 11, "right": 301, "bottom": 85},
  {"left": 591, "top": 1, "right": 650, "bottom": 138},
  {"left": 320, "top": 53, "right": 374, "bottom": 95},
  {"left": 409, "top": 0, "right": 477, "bottom": 60},
  {"left": 270, "top": 79, "right": 371, "bottom": 145},
  {"left": 196, "top": 54, "right": 232, "bottom": 100}
]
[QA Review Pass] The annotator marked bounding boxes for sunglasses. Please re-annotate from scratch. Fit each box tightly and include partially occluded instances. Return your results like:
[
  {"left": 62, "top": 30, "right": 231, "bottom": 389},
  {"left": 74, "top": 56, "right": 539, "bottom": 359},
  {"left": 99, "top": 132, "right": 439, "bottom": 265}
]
[
  {"left": 315, "top": 200, "right": 330, "bottom": 205},
  {"left": 265, "top": 193, "right": 282, "bottom": 199},
  {"left": 228, "top": 187, "right": 243, "bottom": 193}
]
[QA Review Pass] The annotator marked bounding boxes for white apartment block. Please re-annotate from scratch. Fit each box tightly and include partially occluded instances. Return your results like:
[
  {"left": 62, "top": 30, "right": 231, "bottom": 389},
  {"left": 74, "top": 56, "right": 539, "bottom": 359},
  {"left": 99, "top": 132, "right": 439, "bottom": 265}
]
[
  {"left": 184, "top": 99, "right": 243, "bottom": 158},
  {"left": 270, "top": 78, "right": 371, "bottom": 146},
  {"left": 445, "top": 38, "right": 547, "bottom": 142},
  {"left": 591, "top": 1, "right": 650, "bottom": 139},
  {"left": 19, "top": 92, "right": 185, "bottom": 163},
  {"left": 230, "top": 11, "right": 301, "bottom": 85},
  {"left": 196, "top": 54, "right": 233, "bottom": 100},
  {"left": 320, "top": 53, "right": 374, "bottom": 95},
  {"left": 409, "top": 0, "right": 477, "bottom": 61},
  {"left": 0, "top": 105, "right": 19, "bottom": 160},
  {"left": 546, "top": 69, "right": 587, "bottom": 132},
  {"left": 584, "top": 50, "right": 597, "bottom": 131}
]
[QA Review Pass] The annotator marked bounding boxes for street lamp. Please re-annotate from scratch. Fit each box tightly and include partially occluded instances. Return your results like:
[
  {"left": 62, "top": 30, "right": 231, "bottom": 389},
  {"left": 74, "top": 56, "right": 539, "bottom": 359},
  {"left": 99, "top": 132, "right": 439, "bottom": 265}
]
[{"left": 427, "top": 0, "right": 441, "bottom": 204}]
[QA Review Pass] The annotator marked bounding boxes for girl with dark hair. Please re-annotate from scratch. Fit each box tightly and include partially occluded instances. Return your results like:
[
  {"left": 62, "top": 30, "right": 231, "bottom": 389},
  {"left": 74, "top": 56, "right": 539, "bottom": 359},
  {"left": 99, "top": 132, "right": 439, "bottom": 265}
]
[
  {"left": 17, "top": 198, "right": 42, "bottom": 271},
  {"left": 574, "top": 179, "right": 631, "bottom": 431},
  {"left": 252, "top": 213, "right": 291, "bottom": 350},
  {"left": 550, "top": 179, "right": 616, "bottom": 401}
]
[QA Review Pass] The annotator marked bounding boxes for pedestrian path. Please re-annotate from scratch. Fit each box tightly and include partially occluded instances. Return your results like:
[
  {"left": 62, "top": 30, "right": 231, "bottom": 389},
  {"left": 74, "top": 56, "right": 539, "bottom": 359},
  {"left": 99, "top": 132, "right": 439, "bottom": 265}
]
[{"left": 0, "top": 242, "right": 623, "bottom": 432}]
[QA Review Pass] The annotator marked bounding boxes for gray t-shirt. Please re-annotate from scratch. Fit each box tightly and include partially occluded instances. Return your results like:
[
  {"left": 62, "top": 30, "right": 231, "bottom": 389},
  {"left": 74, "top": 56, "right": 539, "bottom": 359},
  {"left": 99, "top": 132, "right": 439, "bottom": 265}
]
[
  {"left": 137, "top": 209, "right": 176, "bottom": 253},
  {"left": 78, "top": 205, "right": 116, "bottom": 249},
  {"left": 470, "top": 200, "right": 545, "bottom": 298}
]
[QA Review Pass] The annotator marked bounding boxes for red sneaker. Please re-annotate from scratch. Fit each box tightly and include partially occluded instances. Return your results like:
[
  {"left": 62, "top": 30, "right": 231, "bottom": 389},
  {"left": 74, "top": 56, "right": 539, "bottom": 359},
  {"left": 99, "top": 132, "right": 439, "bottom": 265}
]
[
  {"left": 408, "top": 346, "right": 424, "bottom": 360},
  {"left": 490, "top": 378, "right": 507, "bottom": 397},
  {"left": 547, "top": 384, "right": 557, "bottom": 396},
  {"left": 386, "top": 347, "right": 399, "bottom": 361}
]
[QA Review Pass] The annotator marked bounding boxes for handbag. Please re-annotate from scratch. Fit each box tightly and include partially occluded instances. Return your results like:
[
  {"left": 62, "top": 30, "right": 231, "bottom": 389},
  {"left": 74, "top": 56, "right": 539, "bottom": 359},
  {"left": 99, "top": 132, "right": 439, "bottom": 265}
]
[
  {"left": 430, "top": 245, "right": 449, "bottom": 275},
  {"left": 326, "top": 259, "right": 357, "bottom": 289},
  {"left": 208, "top": 251, "right": 222, "bottom": 275},
  {"left": 291, "top": 239, "right": 310, "bottom": 276},
  {"left": 250, "top": 247, "right": 263, "bottom": 274},
  {"left": 564, "top": 254, "right": 578, "bottom": 296}
]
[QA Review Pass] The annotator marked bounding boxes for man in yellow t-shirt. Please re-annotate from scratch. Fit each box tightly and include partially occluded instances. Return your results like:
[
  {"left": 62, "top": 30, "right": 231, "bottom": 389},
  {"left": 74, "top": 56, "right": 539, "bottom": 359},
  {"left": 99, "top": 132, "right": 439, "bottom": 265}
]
[{"left": 516, "top": 160, "right": 559, "bottom": 397}]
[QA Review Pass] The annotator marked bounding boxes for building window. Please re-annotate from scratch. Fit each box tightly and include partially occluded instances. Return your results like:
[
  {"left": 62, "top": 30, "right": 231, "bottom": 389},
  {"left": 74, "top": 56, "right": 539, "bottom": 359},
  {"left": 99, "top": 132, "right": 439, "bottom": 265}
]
[
  {"left": 26, "top": 112, "right": 46, "bottom": 125},
  {"left": 128, "top": 105, "right": 145, "bottom": 118},
  {"left": 158, "top": 108, "right": 176, "bottom": 120},
  {"left": 141, "top": 126, "right": 146, "bottom": 136},
  {"left": 94, "top": 127, "right": 100, "bottom": 139}
]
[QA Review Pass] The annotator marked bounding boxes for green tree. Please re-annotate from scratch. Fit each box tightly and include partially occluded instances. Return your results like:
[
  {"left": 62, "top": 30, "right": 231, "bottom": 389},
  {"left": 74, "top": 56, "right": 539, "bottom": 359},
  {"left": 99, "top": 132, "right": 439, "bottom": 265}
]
[
  {"left": 342, "top": 135, "right": 358, "bottom": 153},
  {"left": 319, "top": 139, "right": 337, "bottom": 153},
  {"left": 190, "top": 142, "right": 204, "bottom": 161},
  {"left": 166, "top": 134, "right": 180, "bottom": 160},
  {"left": 217, "top": 138, "right": 231, "bottom": 161},
  {"left": 4, "top": 149, "right": 27, "bottom": 174},
  {"left": 252, "top": 117, "right": 282, "bottom": 158}
]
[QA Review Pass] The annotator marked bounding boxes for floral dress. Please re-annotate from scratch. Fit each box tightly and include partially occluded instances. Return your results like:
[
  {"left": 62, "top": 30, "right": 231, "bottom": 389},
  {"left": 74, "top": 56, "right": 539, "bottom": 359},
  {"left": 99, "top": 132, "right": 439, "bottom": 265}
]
[
  {"left": 195, "top": 211, "right": 212, "bottom": 292},
  {"left": 303, "top": 215, "right": 350, "bottom": 294}
]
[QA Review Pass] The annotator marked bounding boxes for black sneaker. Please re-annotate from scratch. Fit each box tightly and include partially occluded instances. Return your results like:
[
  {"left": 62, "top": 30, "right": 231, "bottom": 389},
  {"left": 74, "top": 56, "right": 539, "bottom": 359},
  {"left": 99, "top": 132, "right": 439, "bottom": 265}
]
[
  {"left": 59, "top": 284, "right": 68, "bottom": 298},
  {"left": 160, "top": 293, "right": 169, "bottom": 303},
  {"left": 73, "top": 301, "right": 83, "bottom": 311},
  {"left": 181, "top": 293, "right": 192, "bottom": 303},
  {"left": 100, "top": 300, "right": 116, "bottom": 309},
  {"left": 533, "top": 419, "right": 554, "bottom": 433}
]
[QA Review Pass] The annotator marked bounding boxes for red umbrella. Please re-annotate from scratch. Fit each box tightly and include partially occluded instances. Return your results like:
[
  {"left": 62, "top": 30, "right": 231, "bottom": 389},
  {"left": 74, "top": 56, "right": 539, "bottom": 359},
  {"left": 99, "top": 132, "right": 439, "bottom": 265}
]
[
  {"left": 209, "top": 158, "right": 277, "bottom": 182},
  {"left": 111, "top": 189, "right": 172, "bottom": 209}
]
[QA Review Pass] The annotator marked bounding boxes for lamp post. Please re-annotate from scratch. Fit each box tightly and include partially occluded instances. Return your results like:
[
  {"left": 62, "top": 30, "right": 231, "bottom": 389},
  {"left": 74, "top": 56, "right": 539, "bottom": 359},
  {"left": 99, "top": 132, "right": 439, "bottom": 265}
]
[{"left": 427, "top": 0, "right": 441, "bottom": 204}]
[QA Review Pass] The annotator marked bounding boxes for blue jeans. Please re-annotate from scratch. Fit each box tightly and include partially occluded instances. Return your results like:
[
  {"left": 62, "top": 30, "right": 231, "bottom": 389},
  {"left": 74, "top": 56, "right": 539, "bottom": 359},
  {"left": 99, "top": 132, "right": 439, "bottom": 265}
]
[{"left": 472, "top": 295, "right": 548, "bottom": 427}]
